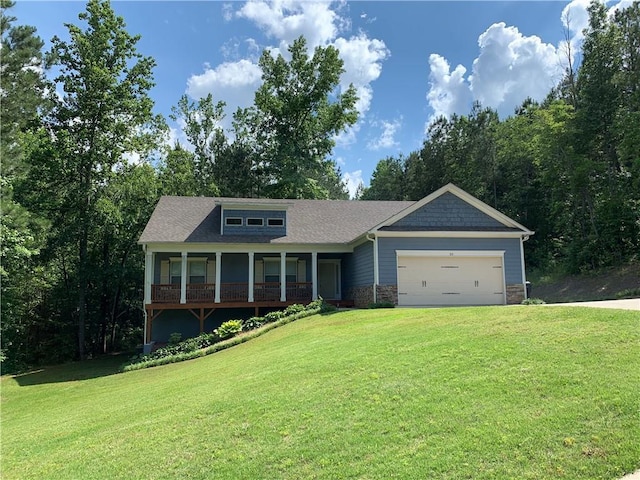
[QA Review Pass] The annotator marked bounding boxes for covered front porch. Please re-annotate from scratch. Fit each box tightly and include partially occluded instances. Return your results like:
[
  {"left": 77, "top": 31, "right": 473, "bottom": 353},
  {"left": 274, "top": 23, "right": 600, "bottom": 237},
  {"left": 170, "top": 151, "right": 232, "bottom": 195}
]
[{"left": 143, "top": 249, "right": 349, "bottom": 344}]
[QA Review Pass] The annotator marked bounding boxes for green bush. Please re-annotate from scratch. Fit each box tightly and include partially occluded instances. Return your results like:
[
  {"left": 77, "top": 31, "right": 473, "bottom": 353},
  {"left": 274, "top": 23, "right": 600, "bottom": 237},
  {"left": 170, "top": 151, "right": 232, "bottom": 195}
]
[
  {"left": 368, "top": 301, "right": 395, "bottom": 309},
  {"left": 168, "top": 332, "right": 182, "bottom": 345},
  {"left": 284, "top": 304, "right": 306, "bottom": 315},
  {"left": 215, "top": 320, "right": 243, "bottom": 339},
  {"left": 263, "top": 311, "right": 285, "bottom": 323},
  {"left": 615, "top": 288, "right": 640, "bottom": 299},
  {"left": 243, "top": 316, "right": 264, "bottom": 330},
  {"left": 521, "top": 298, "right": 546, "bottom": 305}
]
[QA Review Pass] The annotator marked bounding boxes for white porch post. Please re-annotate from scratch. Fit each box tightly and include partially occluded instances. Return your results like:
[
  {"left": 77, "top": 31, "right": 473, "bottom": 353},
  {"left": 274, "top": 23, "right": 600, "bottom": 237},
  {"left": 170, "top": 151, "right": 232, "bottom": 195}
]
[
  {"left": 280, "top": 251, "right": 287, "bottom": 302},
  {"left": 214, "top": 252, "right": 222, "bottom": 303},
  {"left": 180, "top": 251, "right": 187, "bottom": 304},
  {"left": 144, "top": 250, "right": 153, "bottom": 304},
  {"left": 311, "top": 252, "right": 318, "bottom": 300},
  {"left": 248, "top": 252, "right": 255, "bottom": 302}
]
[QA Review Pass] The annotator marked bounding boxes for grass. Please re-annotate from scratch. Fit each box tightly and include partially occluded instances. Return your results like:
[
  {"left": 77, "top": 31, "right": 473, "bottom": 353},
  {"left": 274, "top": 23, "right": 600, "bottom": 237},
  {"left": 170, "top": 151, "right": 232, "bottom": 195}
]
[{"left": 2, "top": 306, "right": 639, "bottom": 479}]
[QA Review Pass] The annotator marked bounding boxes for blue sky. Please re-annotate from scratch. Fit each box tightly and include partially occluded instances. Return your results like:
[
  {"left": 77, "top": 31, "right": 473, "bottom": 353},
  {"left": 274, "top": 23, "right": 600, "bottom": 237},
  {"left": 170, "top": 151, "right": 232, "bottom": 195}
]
[{"left": 13, "top": 0, "right": 632, "bottom": 196}]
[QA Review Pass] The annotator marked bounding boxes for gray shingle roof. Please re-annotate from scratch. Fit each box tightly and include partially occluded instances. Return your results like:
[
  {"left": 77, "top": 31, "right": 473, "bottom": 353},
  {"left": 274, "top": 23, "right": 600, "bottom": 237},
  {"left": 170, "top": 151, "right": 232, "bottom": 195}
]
[{"left": 139, "top": 196, "right": 414, "bottom": 245}]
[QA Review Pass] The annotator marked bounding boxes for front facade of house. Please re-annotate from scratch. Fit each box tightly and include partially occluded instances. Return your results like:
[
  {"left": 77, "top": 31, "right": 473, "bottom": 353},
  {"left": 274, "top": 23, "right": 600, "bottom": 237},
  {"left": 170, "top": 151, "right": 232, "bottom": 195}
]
[{"left": 139, "top": 184, "right": 533, "bottom": 348}]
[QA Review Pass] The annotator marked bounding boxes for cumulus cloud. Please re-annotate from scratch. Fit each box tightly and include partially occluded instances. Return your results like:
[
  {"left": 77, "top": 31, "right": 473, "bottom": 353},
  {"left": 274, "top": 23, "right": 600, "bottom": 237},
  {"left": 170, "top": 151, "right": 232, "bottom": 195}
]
[
  {"left": 186, "top": 59, "right": 263, "bottom": 128},
  {"left": 469, "top": 23, "right": 563, "bottom": 112},
  {"left": 367, "top": 117, "right": 402, "bottom": 151},
  {"left": 426, "top": 54, "right": 472, "bottom": 122},
  {"left": 342, "top": 169, "right": 363, "bottom": 199}
]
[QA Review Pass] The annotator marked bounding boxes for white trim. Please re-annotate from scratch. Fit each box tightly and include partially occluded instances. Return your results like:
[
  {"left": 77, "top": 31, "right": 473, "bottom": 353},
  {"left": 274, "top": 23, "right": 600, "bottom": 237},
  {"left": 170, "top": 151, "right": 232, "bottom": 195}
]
[
  {"left": 520, "top": 237, "right": 528, "bottom": 299},
  {"left": 248, "top": 252, "right": 254, "bottom": 302},
  {"left": 267, "top": 218, "right": 284, "bottom": 227},
  {"left": 143, "top": 243, "right": 351, "bottom": 254},
  {"left": 180, "top": 252, "right": 187, "bottom": 304},
  {"left": 280, "top": 252, "right": 287, "bottom": 302},
  {"left": 374, "top": 231, "right": 527, "bottom": 239},
  {"left": 371, "top": 183, "right": 534, "bottom": 235},
  {"left": 247, "top": 218, "right": 264, "bottom": 227},
  {"left": 215, "top": 252, "right": 222, "bottom": 303},
  {"left": 225, "top": 217, "right": 243, "bottom": 227},
  {"left": 311, "top": 252, "right": 318, "bottom": 300},
  {"left": 218, "top": 201, "right": 293, "bottom": 211},
  {"left": 144, "top": 251, "right": 153, "bottom": 304},
  {"left": 396, "top": 250, "right": 506, "bottom": 258}
]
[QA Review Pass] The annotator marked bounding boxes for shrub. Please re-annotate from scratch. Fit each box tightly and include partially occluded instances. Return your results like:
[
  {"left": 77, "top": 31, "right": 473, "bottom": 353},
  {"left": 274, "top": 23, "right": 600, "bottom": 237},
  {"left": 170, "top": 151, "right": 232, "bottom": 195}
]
[
  {"left": 522, "top": 298, "right": 546, "bottom": 305},
  {"left": 263, "top": 310, "right": 285, "bottom": 323},
  {"left": 168, "top": 332, "right": 182, "bottom": 345},
  {"left": 368, "top": 301, "right": 395, "bottom": 309},
  {"left": 284, "top": 304, "right": 305, "bottom": 315},
  {"left": 243, "top": 316, "right": 264, "bottom": 330},
  {"left": 215, "top": 320, "right": 243, "bottom": 339},
  {"left": 615, "top": 288, "right": 640, "bottom": 299}
]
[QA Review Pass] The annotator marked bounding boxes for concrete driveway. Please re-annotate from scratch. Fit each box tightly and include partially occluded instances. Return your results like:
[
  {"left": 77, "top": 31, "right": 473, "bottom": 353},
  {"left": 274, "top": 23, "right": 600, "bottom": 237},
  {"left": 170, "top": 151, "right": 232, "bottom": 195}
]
[{"left": 545, "top": 298, "right": 639, "bottom": 310}]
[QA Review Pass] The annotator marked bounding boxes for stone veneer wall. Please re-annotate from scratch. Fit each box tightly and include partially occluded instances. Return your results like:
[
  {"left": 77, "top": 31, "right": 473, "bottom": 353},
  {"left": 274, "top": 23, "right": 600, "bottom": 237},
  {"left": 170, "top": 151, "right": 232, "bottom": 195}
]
[
  {"left": 348, "top": 285, "right": 374, "bottom": 308},
  {"left": 506, "top": 284, "right": 525, "bottom": 304},
  {"left": 376, "top": 285, "right": 398, "bottom": 305}
]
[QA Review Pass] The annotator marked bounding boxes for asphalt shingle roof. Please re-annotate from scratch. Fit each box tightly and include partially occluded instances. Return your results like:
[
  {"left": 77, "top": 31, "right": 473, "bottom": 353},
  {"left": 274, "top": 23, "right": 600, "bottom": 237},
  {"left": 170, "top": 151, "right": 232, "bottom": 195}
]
[{"left": 139, "top": 196, "right": 414, "bottom": 245}]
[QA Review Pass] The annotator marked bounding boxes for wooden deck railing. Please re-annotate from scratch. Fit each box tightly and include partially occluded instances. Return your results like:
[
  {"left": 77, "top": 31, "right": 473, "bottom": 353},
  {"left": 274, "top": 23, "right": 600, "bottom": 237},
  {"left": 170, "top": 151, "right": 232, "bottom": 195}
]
[{"left": 151, "top": 282, "right": 313, "bottom": 304}]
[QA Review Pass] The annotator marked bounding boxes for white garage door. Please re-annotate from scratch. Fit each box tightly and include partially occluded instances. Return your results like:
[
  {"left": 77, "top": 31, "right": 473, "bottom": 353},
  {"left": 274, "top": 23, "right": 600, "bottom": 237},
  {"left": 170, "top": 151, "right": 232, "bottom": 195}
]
[{"left": 397, "top": 252, "right": 505, "bottom": 306}]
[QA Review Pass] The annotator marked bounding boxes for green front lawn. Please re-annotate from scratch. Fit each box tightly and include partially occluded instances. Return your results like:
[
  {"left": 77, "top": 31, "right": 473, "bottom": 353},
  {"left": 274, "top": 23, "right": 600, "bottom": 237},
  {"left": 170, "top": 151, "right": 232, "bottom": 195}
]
[{"left": 2, "top": 306, "right": 639, "bottom": 479}]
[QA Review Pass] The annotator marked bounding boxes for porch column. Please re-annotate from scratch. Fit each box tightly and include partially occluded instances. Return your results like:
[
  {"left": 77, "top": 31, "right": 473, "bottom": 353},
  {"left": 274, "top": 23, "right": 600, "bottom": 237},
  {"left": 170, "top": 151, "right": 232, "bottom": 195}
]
[
  {"left": 214, "top": 252, "right": 221, "bottom": 303},
  {"left": 144, "top": 251, "right": 153, "bottom": 304},
  {"left": 180, "top": 251, "right": 187, "bottom": 304},
  {"left": 311, "top": 252, "right": 318, "bottom": 300},
  {"left": 280, "top": 251, "right": 287, "bottom": 302},
  {"left": 248, "top": 252, "right": 255, "bottom": 302}
]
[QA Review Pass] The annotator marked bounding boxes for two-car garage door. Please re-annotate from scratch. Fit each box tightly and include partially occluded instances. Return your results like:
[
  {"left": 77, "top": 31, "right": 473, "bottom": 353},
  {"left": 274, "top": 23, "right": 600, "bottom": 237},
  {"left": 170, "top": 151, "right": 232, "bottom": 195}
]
[{"left": 397, "top": 251, "right": 505, "bottom": 306}]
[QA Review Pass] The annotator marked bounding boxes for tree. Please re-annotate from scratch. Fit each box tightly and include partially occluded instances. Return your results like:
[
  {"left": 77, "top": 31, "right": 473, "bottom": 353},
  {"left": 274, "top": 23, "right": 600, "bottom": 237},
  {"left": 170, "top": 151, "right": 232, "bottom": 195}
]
[
  {"left": 0, "top": 0, "right": 51, "bottom": 371},
  {"left": 18, "top": 0, "right": 165, "bottom": 360},
  {"left": 242, "top": 36, "right": 358, "bottom": 199},
  {"left": 360, "top": 155, "right": 406, "bottom": 200}
]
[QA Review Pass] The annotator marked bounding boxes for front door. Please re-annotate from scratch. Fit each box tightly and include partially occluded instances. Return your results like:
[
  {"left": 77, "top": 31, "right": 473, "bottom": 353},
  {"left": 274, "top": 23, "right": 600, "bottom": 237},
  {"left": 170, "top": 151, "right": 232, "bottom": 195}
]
[{"left": 318, "top": 261, "right": 341, "bottom": 300}]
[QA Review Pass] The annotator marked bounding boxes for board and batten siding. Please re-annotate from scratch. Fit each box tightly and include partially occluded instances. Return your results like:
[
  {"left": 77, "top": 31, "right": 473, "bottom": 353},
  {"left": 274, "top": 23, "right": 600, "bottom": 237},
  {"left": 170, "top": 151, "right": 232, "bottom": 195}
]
[
  {"left": 388, "top": 192, "right": 504, "bottom": 229},
  {"left": 350, "top": 241, "right": 374, "bottom": 287},
  {"left": 222, "top": 209, "right": 286, "bottom": 236},
  {"left": 377, "top": 237, "right": 524, "bottom": 285}
]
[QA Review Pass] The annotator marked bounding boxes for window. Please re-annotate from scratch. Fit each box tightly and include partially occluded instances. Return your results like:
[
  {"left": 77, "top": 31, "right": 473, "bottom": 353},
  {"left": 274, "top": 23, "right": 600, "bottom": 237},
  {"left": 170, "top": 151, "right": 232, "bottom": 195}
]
[
  {"left": 247, "top": 218, "right": 264, "bottom": 226},
  {"left": 170, "top": 261, "right": 181, "bottom": 285},
  {"left": 225, "top": 217, "right": 242, "bottom": 226},
  {"left": 189, "top": 260, "right": 206, "bottom": 284},
  {"left": 267, "top": 218, "right": 284, "bottom": 227},
  {"left": 263, "top": 259, "right": 298, "bottom": 283}
]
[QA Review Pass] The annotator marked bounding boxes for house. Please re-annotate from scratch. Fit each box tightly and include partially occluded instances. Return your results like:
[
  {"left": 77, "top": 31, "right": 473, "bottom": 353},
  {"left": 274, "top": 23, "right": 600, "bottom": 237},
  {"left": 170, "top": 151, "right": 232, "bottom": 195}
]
[{"left": 138, "top": 183, "right": 533, "bottom": 348}]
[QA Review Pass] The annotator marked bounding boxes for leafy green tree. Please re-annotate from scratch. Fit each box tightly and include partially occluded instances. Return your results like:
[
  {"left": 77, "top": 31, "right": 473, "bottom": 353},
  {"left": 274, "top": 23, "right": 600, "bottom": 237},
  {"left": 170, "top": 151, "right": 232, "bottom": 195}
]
[
  {"left": 17, "top": 0, "right": 165, "bottom": 360},
  {"left": 159, "top": 143, "right": 199, "bottom": 196},
  {"left": 0, "top": 0, "right": 51, "bottom": 371},
  {"left": 360, "top": 155, "right": 407, "bottom": 200},
  {"left": 242, "top": 36, "right": 358, "bottom": 199},
  {"left": 170, "top": 94, "right": 224, "bottom": 196}
]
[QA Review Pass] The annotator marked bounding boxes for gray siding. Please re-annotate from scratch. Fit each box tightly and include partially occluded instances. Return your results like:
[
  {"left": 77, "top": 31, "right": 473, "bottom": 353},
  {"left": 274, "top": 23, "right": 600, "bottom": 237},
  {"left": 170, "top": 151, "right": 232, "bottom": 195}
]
[
  {"left": 351, "top": 241, "right": 374, "bottom": 287},
  {"left": 378, "top": 237, "right": 523, "bottom": 285},
  {"left": 390, "top": 192, "right": 504, "bottom": 229},
  {"left": 223, "top": 209, "right": 286, "bottom": 236}
]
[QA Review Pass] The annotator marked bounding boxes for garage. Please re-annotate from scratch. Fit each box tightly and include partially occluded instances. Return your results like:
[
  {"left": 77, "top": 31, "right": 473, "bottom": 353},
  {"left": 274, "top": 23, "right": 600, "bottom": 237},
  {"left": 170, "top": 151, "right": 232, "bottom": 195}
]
[{"left": 396, "top": 251, "right": 506, "bottom": 306}]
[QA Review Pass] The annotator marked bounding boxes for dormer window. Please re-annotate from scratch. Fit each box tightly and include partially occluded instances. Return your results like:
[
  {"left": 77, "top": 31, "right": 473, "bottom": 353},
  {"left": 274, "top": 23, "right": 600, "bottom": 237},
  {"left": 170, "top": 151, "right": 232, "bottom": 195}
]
[
  {"left": 225, "top": 217, "right": 242, "bottom": 226},
  {"left": 247, "top": 218, "right": 264, "bottom": 226},
  {"left": 268, "top": 218, "right": 284, "bottom": 227}
]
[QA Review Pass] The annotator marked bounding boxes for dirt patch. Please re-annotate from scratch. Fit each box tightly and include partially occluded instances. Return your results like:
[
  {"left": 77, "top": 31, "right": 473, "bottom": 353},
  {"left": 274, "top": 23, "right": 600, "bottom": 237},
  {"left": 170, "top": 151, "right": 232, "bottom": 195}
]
[{"left": 530, "top": 263, "right": 640, "bottom": 303}]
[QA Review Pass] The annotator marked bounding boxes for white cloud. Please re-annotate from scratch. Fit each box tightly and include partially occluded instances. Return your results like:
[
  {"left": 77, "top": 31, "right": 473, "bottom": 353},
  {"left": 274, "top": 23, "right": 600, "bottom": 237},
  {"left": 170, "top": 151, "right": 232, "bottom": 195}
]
[
  {"left": 185, "top": 59, "right": 263, "bottom": 128},
  {"left": 426, "top": 53, "right": 472, "bottom": 124},
  {"left": 367, "top": 117, "right": 402, "bottom": 151},
  {"left": 236, "top": 0, "right": 348, "bottom": 50},
  {"left": 469, "top": 23, "right": 563, "bottom": 114},
  {"left": 342, "top": 169, "right": 363, "bottom": 199}
]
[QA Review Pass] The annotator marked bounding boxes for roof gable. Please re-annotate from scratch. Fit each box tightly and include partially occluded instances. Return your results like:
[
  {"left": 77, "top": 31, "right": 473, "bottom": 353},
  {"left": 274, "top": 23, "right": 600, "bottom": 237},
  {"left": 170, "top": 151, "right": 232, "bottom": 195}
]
[{"left": 373, "top": 183, "right": 533, "bottom": 234}]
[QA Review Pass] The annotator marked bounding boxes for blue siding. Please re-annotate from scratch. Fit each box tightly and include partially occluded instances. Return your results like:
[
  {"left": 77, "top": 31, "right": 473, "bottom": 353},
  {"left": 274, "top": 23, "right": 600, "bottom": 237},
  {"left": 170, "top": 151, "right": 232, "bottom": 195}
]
[
  {"left": 378, "top": 237, "right": 523, "bottom": 285},
  {"left": 390, "top": 192, "right": 504, "bottom": 229},
  {"left": 351, "top": 241, "right": 374, "bottom": 287},
  {"left": 223, "top": 209, "right": 286, "bottom": 236}
]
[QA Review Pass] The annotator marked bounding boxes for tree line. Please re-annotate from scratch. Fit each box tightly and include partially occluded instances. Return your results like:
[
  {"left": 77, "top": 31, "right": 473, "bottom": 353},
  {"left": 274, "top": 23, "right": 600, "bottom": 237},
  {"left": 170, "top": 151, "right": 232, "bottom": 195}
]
[
  {"left": 1, "top": 0, "right": 638, "bottom": 371},
  {"left": 360, "top": 1, "right": 639, "bottom": 273}
]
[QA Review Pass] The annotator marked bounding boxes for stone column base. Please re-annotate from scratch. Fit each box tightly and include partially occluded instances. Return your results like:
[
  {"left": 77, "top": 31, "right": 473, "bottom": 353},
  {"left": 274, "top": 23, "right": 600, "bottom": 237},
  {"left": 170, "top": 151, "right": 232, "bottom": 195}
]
[
  {"left": 506, "top": 284, "right": 525, "bottom": 304},
  {"left": 347, "top": 286, "right": 374, "bottom": 308},
  {"left": 376, "top": 284, "right": 398, "bottom": 305}
]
